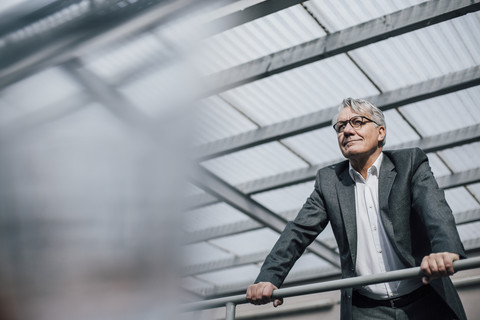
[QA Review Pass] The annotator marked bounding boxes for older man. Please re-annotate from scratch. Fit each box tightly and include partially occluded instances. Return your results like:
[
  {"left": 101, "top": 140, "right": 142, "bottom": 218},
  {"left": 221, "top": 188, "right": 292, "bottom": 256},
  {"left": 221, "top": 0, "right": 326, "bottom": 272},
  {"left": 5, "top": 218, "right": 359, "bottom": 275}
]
[{"left": 246, "top": 98, "right": 466, "bottom": 319}]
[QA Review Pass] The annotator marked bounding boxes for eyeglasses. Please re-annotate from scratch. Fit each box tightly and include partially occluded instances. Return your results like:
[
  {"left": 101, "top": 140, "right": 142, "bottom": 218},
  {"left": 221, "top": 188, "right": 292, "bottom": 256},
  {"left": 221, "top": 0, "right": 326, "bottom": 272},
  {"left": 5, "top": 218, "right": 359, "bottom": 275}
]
[{"left": 333, "top": 116, "right": 378, "bottom": 133}]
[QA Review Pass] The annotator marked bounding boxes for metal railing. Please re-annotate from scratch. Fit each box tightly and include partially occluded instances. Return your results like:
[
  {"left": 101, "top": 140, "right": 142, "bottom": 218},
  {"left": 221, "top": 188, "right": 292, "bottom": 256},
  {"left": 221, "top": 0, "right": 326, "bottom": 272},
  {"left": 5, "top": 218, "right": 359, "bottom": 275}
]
[{"left": 184, "top": 256, "right": 480, "bottom": 320}]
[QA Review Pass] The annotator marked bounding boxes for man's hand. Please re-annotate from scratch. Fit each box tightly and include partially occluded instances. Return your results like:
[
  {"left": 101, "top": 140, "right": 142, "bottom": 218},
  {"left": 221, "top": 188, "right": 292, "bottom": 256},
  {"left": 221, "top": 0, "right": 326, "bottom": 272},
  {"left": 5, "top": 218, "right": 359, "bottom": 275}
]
[
  {"left": 246, "top": 282, "right": 283, "bottom": 307},
  {"left": 420, "top": 252, "right": 460, "bottom": 284}
]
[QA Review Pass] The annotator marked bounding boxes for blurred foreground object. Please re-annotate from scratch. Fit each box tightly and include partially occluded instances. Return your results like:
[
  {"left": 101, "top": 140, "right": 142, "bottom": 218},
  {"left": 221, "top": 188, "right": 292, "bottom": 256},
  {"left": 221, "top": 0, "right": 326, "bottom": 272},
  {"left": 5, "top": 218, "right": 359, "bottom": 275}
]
[{"left": 0, "top": 0, "right": 234, "bottom": 319}]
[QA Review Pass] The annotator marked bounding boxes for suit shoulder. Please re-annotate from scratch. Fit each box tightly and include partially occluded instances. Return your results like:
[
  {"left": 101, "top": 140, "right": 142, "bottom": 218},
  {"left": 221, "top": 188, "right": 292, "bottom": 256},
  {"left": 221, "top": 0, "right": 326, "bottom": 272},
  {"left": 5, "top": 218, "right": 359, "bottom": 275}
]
[
  {"left": 317, "top": 159, "right": 349, "bottom": 177},
  {"left": 384, "top": 147, "right": 427, "bottom": 160},
  {"left": 384, "top": 148, "right": 428, "bottom": 171}
]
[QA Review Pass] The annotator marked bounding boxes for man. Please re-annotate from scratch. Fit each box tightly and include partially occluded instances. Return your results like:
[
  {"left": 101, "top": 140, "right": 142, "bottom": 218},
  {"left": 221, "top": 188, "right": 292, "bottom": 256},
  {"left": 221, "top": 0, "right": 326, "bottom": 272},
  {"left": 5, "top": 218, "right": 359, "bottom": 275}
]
[{"left": 246, "top": 98, "right": 466, "bottom": 319}]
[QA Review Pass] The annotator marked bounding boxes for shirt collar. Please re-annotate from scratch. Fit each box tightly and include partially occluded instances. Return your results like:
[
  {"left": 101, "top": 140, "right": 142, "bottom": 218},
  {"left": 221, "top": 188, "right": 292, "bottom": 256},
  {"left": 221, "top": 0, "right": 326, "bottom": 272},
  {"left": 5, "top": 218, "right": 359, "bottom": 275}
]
[{"left": 349, "top": 152, "right": 383, "bottom": 181}]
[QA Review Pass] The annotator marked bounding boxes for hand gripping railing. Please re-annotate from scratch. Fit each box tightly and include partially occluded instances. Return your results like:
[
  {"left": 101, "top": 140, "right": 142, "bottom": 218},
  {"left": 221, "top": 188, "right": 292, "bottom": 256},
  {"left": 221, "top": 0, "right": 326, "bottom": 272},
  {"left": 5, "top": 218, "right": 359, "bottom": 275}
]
[{"left": 183, "top": 256, "right": 480, "bottom": 320}]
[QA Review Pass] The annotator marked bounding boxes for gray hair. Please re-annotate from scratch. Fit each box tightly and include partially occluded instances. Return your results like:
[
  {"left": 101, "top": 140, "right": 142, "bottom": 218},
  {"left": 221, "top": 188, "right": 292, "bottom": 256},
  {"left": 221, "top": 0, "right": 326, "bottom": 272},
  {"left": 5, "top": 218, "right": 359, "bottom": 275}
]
[{"left": 332, "top": 97, "right": 386, "bottom": 146}]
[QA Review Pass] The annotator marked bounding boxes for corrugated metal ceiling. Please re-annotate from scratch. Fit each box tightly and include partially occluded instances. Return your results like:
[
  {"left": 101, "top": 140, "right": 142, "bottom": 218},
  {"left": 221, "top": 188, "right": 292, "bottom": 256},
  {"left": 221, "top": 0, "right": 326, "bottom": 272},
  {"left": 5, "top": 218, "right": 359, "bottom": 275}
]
[{"left": 1, "top": 0, "right": 479, "bottom": 305}]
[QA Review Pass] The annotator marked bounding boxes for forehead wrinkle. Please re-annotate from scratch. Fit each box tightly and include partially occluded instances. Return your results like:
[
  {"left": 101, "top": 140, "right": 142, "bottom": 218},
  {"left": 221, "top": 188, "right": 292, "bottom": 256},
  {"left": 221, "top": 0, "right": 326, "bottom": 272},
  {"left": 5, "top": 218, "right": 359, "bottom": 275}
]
[{"left": 337, "top": 111, "right": 365, "bottom": 122}]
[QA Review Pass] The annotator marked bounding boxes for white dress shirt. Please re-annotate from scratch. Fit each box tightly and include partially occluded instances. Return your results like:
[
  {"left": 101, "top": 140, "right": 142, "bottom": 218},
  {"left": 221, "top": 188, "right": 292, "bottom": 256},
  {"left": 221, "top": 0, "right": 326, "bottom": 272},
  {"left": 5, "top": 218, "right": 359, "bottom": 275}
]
[{"left": 350, "top": 153, "right": 421, "bottom": 300}]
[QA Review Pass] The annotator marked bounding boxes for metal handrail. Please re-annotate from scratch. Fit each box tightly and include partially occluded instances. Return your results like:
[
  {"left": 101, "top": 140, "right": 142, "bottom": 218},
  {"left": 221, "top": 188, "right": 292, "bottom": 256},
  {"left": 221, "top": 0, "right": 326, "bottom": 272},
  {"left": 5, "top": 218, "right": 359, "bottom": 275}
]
[{"left": 183, "top": 256, "right": 480, "bottom": 319}]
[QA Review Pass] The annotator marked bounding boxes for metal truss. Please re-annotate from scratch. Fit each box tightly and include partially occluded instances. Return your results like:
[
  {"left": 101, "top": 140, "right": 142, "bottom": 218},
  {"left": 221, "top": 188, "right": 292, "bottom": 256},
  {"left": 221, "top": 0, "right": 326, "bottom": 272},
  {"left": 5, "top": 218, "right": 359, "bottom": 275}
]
[
  {"left": 196, "top": 66, "right": 480, "bottom": 160},
  {"left": 205, "top": 0, "right": 480, "bottom": 94},
  {"left": 192, "top": 165, "right": 341, "bottom": 268}
]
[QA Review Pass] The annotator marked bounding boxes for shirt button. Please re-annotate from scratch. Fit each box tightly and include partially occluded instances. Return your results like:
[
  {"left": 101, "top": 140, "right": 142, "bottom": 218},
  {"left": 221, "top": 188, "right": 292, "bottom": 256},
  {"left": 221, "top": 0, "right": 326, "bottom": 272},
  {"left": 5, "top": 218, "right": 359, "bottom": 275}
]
[
  {"left": 373, "top": 226, "right": 377, "bottom": 230},
  {"left": 378, "top": 249, "right": 382, "bottom": 253}
]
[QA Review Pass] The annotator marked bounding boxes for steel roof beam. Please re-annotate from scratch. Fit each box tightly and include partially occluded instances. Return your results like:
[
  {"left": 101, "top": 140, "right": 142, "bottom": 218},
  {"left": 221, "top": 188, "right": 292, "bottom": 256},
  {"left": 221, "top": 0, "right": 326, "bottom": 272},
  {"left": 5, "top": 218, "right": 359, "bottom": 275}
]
[
  {"left": 234, "top": 124, "right": 480, "bottom": 195},
  {"left": 192, "top": 166, "right": 341, "bottom": 268},
  {"left": 437, "top": 168, "right": 480, "bottom": 190},
  {"left": 204, "top": 0, "right": 306, "bottom": 36},
  {"left": 188, "top": 192, "right": 219, "bottom": 210},
  {"left": 190, "top": 124, "right": 480, "bottom": 208},
  {"left": 183, "top": 251, "right": 270, "bottom": 276},
  {"left": 454, "top": 209, "right": 480, "bottom": 225},
  {"left": 189, "top": 250, "right": 480, "bottom": 298},
  {"left": 204, "top": 0, "right": 480, "bottom": 94},
  {"left": 184, "top": 210, "right": 297, "bottom": 244},
  {"left": 185, "top": 207, "right": 480, "bottom": 247},
  {"left": 182, "top": 208, "right": 480, "bottom": 294},
  {"left": 196, "top": 66, "right": 480, "bottom": 160}
]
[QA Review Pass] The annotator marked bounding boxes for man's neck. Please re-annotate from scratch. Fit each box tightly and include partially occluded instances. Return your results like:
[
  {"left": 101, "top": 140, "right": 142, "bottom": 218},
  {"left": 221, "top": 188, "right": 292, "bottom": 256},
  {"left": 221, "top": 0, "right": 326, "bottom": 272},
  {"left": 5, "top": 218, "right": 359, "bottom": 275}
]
[{"left": 349, "top": 148, "right": 382, "bottom": 179}]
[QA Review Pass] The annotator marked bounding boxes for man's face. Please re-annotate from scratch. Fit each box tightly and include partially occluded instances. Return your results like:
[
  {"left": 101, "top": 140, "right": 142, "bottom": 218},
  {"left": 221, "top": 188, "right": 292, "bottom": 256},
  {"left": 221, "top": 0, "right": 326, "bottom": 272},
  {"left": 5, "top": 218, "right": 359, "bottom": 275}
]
[{"left": 336, "top": 107, "right": 385, "bottom": 159}]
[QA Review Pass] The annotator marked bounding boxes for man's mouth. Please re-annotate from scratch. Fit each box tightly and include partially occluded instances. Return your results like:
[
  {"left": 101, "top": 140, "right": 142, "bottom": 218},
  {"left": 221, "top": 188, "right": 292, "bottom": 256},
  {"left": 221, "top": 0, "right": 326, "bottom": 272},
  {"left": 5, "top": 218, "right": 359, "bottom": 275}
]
[{"left": 343, "top": 140, "right": 360, "bottom": 147}]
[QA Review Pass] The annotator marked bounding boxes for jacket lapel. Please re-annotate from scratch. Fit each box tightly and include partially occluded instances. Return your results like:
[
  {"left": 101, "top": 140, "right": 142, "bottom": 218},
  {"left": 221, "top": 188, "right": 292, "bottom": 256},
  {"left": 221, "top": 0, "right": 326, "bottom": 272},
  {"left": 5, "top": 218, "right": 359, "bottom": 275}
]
[
  {"left": 378, "top": 155, "right": 397, "bottom": 245},
  {"left": 336, "top": 167, "right": 357, "bottom": 269}
]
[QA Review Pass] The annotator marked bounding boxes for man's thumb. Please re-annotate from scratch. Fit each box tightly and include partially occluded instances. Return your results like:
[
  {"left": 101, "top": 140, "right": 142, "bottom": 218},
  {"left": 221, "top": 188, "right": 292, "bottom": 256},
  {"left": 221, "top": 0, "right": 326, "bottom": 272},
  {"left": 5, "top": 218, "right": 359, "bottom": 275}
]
[{"left": 273, "top": 298, "right": 284, "bottom": 308}]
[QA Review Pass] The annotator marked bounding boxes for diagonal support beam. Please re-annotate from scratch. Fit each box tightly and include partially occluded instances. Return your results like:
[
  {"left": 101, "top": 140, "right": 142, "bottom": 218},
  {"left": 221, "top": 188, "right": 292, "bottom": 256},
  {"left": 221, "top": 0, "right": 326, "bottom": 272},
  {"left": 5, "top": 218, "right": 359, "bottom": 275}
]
[
  {"left": 204, "top": 0, "right": 306, "bottom": 36},
  {"left": 192, "top": 166, "right": 341, "bottom": 268},
  {"left": 196, "top": 66, "right": 480, "bottom": 160},
  {"left": 204, "top": 0, "right": 480, "bottom": 94}
]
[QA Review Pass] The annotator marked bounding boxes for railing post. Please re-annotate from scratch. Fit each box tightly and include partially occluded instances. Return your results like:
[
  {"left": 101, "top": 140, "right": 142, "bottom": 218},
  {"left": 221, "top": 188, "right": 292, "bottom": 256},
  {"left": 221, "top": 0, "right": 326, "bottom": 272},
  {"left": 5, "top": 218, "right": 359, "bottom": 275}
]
[{"left": 225, "top": 301, "right": 236, "bottom": 320}]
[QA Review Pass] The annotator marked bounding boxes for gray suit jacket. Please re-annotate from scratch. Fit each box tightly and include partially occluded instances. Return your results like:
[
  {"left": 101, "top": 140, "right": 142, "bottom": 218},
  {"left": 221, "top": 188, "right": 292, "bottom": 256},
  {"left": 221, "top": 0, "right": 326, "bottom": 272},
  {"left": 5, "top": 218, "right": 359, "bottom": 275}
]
[{"left": 255, "top": 148, "right": 466, "bottom": 320}]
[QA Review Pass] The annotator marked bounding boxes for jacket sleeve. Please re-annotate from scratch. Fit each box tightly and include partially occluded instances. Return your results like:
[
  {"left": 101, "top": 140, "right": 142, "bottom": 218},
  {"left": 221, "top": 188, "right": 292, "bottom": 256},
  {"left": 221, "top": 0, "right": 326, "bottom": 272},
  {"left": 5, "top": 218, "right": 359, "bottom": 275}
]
[
  {"left": 254, "top": 172, "right": 330, "bottom": 287},
  {"left": 410, "top": 148, "right": 466, "bottom": 259}
]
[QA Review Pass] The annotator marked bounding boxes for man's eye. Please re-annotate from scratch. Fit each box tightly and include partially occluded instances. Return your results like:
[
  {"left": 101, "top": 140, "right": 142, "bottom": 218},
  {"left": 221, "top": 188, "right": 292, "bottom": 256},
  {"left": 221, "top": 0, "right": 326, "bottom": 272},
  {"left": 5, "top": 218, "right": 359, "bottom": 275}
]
[{"left": 352, "top": 119, "right": 363, "bottom": 127}]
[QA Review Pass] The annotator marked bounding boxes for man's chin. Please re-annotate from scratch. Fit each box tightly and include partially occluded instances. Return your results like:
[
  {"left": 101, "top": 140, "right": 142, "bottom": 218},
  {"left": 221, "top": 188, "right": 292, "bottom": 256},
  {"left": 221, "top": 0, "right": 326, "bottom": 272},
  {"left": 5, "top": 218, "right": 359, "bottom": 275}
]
[{"left": 341, "top": 148, "right": 362, "bottom": 159}]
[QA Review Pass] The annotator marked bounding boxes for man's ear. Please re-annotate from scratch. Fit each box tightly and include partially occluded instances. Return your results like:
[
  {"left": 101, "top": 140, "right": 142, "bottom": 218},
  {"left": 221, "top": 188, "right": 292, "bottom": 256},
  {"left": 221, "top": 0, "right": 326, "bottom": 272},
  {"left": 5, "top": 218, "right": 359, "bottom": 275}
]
[{"left": 378, "top": 126, "right": 385, "bottom": 143}]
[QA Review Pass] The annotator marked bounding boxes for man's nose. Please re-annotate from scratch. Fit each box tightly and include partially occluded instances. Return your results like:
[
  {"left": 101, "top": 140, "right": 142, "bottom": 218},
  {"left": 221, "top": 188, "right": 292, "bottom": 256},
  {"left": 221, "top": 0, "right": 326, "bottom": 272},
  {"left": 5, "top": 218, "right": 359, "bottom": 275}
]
[{"left": 343, "top": 122, "right": 355, "bottom": 134}]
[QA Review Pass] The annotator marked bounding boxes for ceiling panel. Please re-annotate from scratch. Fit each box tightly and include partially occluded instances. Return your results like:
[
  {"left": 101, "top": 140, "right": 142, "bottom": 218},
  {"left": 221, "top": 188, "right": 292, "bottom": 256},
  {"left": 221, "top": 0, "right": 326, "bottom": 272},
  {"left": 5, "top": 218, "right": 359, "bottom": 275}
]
[
  {"left": 194, "top": 95, "right": 258, "bottom": 145},
  {"left": 201, "top": 142, "right": 309, "bottom": 185},
  {"left": 399, "top": 86, "right": 480, "bottom": 137},
  {"left": 349, "top": 12, "right": 480, "bottom": 91},
  {"left": 0, "top": 67, "right": 81, "bottom": 116},
  {"left": 83, "top": 32, "right": 172, "bottom": 84},
  {"left": 182, "top": 242, "right": 233, "bottom": 266},
  {"left": 220, "top": 54, "right": 380, "bottom": 126},
  {"left": 426, "top": 153, "right": 452, "bottom": 178},
  {"left": 194, "top": 264, "right": 260, "bottom": 288},
  {"left": 184, "top": 202, "right": 251, "bottom": 233},
  {"left": 438, "top": 142, "right": 480, "bottom": 172},
  {"left": 444, "top": 187, "right": 480, "bottom": 214},
  {"left": 209, "top": 228, "right": 280, "bottom": 256},
  {"left": 457, "top": 221, "right": 480, "bottom": 243},
  {"left": 305, "top": 0, "right": 428, "bottom": 32},
  {"left": 382, "top": 109, "right": 420, "bottom": 146},
  {"left": 252, "top": 181, "right": 315, "bottom": 213},
  {"left": 282, "top": 127, "right": 343, "bottom": 165},
  {"left": 468, "top": 183, "right": 480, "bottom": 199},
  {"left": 196, "top": 4, "right": 326, "bottom": 75}
]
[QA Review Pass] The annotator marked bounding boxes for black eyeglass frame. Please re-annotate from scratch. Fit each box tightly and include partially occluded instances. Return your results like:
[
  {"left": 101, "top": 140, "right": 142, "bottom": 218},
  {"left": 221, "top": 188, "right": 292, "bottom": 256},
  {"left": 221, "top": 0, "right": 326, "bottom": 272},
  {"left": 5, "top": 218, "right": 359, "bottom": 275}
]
[{"left": 333, "top": 115, "right": 379, "bottom": 133}]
